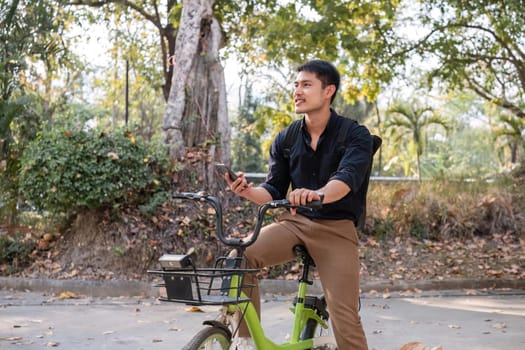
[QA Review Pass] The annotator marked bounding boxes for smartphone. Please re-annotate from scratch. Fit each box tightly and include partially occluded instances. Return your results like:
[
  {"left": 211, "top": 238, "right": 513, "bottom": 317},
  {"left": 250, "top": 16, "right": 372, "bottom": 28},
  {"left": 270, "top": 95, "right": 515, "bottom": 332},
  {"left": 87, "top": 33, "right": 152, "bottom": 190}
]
[{"left": 214, "top": 163, "right": 238, "bottom": 181}]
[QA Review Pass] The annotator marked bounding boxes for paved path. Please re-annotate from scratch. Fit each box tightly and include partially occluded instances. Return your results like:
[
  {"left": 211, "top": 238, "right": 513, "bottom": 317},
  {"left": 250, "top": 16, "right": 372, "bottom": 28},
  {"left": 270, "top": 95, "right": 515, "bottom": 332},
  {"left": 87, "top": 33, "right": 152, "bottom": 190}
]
[{"left": 1, "top": 289, "right": 524, "bottom": 350}]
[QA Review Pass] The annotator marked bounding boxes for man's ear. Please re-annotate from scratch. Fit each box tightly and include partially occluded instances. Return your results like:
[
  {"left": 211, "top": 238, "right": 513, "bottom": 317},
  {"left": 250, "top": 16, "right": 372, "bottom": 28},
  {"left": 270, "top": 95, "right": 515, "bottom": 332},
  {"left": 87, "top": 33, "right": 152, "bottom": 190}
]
[{"left": 325, "top": 84, "right": 336, "bottom": 100}]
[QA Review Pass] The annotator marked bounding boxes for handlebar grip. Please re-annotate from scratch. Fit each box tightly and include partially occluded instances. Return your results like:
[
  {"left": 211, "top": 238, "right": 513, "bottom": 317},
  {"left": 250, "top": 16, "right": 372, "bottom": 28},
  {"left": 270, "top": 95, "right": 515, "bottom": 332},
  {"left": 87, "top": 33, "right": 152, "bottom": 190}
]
[
  {"left": 268, "top": 199, "right": 323, "bottom": 211},
  {"left": 306, "top": 199, "right": 323, "bottom": 210}
]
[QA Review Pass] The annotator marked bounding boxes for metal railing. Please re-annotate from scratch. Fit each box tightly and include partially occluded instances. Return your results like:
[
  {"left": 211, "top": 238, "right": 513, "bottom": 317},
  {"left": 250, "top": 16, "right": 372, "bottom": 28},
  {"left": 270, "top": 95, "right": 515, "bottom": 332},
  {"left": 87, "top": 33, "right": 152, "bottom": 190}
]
[{"left": 243, "top": 173, "right": 420, "bottom": 184}]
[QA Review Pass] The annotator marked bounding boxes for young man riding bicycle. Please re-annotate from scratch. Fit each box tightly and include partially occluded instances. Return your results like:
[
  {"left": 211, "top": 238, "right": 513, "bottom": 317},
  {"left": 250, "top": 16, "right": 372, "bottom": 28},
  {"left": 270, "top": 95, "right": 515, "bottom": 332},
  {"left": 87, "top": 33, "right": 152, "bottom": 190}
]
[{"left": 225, "top": 59, "right": 373, "bottom": 350}]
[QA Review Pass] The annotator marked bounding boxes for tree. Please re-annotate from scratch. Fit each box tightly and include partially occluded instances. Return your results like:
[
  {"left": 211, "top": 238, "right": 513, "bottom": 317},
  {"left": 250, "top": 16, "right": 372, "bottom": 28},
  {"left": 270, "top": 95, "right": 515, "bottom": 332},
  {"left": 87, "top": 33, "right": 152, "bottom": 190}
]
[
  {"left": 404, "top": 0, "right": 524, "bottom": 121},
  {"left": 227, "top": 1, "right": 403, "bottom": 103},
  {"left": 1, "top": 0, "right": 74, "bottom": 222},
  {"left": 385, "top": 98, "right": 448, "bottom": 179},
  {"left": 68, "top": 0, "right": 405, "bottom": 152},
  {"left": 231, "top": 83, "right": 264, "bottom": 173},
  {"left": 69, "top": 0, "right": 180, "bottom": 101},
  {"left": 69, "top": 0, "right": 241, "bottom": 185},
  {"left": 492, "top": 112, "right": 525, "bottom": 165},
  {"left": 1, "top": 0, "right": 70, "bottom": 153},
  {"left": 163, "top": 0, "right": 229, "bottom": 166}
]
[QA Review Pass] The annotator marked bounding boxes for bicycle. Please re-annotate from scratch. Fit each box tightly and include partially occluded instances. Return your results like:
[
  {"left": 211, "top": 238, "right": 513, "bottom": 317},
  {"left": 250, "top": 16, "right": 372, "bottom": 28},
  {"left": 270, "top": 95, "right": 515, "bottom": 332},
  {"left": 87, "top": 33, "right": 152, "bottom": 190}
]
[{"left": 148, "top": 191, "right": 338, "bottom": 349}]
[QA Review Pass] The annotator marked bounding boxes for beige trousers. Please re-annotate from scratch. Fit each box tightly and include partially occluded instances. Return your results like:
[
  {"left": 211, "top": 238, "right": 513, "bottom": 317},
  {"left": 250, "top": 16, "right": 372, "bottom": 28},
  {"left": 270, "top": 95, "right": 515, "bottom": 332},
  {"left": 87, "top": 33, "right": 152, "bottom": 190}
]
[{"left": 240, "top": 211, "right": 368, "bottom": 350}]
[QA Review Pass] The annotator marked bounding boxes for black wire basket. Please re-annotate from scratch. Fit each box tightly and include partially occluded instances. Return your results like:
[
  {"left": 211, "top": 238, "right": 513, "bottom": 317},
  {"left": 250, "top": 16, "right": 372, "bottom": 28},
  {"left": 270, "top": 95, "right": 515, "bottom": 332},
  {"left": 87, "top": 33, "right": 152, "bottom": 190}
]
[{"left": 148, "top": 256, "right": 258, "bottom": 306}]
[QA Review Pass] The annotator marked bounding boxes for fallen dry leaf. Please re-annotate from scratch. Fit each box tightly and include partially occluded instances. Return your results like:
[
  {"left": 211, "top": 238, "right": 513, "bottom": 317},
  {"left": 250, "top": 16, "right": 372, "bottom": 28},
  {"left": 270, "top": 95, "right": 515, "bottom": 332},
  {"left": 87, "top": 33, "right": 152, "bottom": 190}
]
[
  {"left": 492, "top": 322, "right": 507, "bottom": 329},
  {"left": 1, "top": 336, "right": 22, "bottom": 341},
  {"left": 186, "top": 306, "right": 204, "bottom": 312},
  {"left": 399, "top": 342, "right": 442, "bottom": 350},
  {"left": 58, "top": 291, "right": 77, "bottom": 300}
]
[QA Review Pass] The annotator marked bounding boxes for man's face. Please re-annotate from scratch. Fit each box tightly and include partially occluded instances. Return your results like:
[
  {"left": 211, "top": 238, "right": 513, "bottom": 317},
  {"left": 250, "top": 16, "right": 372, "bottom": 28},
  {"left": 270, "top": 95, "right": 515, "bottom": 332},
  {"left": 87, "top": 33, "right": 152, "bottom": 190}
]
[{"left": 293, "top": 71, "right": 333, "bottom": 114}]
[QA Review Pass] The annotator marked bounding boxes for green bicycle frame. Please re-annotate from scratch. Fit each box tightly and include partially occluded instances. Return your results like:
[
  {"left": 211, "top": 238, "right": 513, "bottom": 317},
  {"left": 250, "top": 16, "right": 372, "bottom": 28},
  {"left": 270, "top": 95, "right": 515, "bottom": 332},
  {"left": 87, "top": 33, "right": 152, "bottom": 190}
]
[{"left": 228, "top": 274, "right": 329, "bottom": 349}]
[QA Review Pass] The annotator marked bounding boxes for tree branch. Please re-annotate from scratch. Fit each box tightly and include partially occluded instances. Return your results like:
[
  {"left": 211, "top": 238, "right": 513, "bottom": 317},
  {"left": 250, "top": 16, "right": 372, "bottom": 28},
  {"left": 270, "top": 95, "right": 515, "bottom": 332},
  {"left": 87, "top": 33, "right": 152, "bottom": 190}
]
[
  {"left": 67, "top": 0, "right": 161, "bottom": 29},
  {"left": 466, "top": 75, "right": 525, "bottom": 119}
]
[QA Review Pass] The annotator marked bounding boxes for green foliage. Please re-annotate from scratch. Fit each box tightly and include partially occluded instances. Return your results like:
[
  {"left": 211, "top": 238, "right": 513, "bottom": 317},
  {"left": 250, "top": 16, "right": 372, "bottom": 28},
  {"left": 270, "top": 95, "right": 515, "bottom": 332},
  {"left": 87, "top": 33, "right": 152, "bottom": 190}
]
[
  {"left": 19, "top": 127, "right": 170, "bottom": 215},
  {"left": 225, "top": 0, "right": 402, "bottom": 102},
  {"left": 491, "top": 110, "right": 525, "bottom": 165},
  {"left": 1, "top": 0, "right": 79, "bottom": 223},
  {"left": 1, "top": 0, "right": 72, "bottom": 101},
  {"left": 139, "top": 190, "right": 169, "bottom": 216},
  {"left": 385, "top": 98, "right": 449, "bottom": 179},
  {"left": 370, "top": 216, "right": 394, "bottom": 240},
  {"left": 446, "top": 127, "right": 500, "bottom": 179},
  {"left": 0, "top": 92, "right": 49, "bottom": 223},
  {"left": 0, "top": 234, "right": 36, "bottom": 274},
  {"left": 72, "top": 0, "right": 179, "bottom": 103},
  {"left": 411, "top": 0, "right": 525, "bottom": 120},
  {"left": 231, "top": 84, "right": 266, "bottom": 172},
  {"left": 111, "top": 245, "right": 126, "bottom": 256}
]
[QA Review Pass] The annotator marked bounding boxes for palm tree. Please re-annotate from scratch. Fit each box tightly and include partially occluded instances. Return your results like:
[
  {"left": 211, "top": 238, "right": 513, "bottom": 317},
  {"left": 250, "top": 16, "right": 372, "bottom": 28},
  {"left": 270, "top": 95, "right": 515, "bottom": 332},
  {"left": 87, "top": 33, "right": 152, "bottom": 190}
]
[
  {"left": 492, "top": 113, "right": 525, "bottom": 165},
  {"left": 386, "top": 99, "right": 448, "bottom": 180}
]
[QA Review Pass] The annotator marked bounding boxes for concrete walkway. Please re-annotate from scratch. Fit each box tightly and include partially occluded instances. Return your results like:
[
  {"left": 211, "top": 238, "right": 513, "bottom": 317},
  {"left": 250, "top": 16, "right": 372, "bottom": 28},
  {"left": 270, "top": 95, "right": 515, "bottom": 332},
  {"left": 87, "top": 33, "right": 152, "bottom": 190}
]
[{"left": 1, "top": 288, "right": 524, "bottom": 350}]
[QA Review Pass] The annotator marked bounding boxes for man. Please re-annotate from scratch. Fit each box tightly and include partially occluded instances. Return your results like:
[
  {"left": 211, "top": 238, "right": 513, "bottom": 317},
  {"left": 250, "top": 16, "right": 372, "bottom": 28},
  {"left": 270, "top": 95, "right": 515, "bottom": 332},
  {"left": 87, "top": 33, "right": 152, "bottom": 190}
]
[{"left": 226, "top": 59, "right": 372, "bottom": 349}]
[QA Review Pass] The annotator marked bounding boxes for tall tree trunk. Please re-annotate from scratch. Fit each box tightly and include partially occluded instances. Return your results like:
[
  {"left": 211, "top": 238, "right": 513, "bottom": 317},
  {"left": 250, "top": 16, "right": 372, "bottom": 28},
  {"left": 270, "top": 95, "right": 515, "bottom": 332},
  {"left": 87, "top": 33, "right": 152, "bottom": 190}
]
[{"left": 162, "top": 0, "right": 230, "bottom": 189}]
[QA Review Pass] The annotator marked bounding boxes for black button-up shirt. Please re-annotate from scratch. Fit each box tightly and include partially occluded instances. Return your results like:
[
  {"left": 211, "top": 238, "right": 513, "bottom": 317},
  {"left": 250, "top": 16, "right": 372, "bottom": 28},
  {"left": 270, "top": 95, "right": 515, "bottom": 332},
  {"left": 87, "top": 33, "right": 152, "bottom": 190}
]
[{"left": 261, "top": 109, "right": 373, "bottom": 222}]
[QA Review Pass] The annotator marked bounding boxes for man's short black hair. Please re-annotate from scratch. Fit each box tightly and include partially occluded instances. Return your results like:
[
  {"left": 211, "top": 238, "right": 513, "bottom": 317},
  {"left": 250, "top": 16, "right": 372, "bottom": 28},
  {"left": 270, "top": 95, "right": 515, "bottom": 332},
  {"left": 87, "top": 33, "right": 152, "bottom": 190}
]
[{"left": 297, "top": 59, "right": 340, "bottom": 103}]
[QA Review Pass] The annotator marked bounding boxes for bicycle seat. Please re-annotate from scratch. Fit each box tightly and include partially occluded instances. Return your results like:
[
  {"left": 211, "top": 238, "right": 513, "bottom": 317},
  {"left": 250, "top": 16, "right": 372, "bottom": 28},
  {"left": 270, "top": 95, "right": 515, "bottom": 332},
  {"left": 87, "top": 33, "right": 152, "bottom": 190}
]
[{"left": 293, "top": 245, "right": 316, "bottom": 267}]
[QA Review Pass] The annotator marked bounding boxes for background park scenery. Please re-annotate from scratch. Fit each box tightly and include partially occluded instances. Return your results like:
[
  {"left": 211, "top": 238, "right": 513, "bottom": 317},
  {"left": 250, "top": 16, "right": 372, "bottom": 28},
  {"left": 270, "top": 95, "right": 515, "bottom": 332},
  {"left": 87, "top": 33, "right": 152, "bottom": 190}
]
[{"left": 0, "top": 0, "right": 523, "bottom": 282}]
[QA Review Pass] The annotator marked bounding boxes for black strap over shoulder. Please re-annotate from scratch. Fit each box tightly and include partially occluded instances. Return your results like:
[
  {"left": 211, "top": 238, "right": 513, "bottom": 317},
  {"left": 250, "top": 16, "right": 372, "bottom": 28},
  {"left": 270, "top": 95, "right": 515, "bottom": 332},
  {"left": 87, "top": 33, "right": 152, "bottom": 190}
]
[
  {"left": 282, "top": 120, "right": 302, "bottom": 159},
  {"left": 335, "top": 118, "right": 353, "bottom": 154},
  {"left": 356, "top": 135, "right": 382, "bottom": 230}
]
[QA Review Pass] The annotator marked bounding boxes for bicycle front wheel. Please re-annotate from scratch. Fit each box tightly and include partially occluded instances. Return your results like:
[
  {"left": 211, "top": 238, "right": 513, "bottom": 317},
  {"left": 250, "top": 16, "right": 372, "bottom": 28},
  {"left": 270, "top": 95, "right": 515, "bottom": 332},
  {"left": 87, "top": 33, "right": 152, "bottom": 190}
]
[{"left": 182, "top": 326, "right": 231, "bottom": 350}]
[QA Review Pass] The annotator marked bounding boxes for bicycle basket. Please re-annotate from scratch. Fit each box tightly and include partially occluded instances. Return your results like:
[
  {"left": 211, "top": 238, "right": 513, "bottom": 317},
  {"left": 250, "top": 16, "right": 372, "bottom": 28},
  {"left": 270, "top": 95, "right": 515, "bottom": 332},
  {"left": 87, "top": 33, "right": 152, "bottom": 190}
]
[{"left": 148, "top": 256, "right": 258, "bottom": 306}]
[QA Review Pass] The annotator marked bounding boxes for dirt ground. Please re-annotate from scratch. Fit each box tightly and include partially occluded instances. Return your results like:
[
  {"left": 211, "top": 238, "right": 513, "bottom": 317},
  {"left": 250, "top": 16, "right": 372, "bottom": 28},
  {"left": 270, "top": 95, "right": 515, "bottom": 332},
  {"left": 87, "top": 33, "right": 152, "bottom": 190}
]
[{"left": 4, "top": 202, "right": 524, "bottom": 285}]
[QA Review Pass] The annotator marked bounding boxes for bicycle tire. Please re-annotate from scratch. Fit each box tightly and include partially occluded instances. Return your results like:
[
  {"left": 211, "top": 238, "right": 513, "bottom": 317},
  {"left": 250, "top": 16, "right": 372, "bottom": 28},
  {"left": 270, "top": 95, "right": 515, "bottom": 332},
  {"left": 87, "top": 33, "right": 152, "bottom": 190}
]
[{"left": 182, "top": 325, "right": 231, "bottom": 350}]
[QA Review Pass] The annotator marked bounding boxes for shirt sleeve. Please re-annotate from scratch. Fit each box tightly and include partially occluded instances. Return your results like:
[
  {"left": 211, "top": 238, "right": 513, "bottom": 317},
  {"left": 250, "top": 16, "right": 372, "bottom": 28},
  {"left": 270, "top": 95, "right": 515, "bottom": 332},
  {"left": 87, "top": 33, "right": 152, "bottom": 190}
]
[{"left": 329, "top": 123, "right": 373, "bottom": 193}]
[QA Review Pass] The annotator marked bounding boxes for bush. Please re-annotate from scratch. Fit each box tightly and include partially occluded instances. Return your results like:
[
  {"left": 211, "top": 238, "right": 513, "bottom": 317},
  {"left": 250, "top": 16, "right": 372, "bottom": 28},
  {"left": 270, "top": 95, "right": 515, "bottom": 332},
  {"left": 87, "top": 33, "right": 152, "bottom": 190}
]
[
  {"left": 0, "top": 234, "right": 36, "bottom": 274},
  {"left": 364, "top": 180, "right": 525, "bottom": 239},
  {"left": 19, "top": 127, "right": 170, "bottom": 215}
]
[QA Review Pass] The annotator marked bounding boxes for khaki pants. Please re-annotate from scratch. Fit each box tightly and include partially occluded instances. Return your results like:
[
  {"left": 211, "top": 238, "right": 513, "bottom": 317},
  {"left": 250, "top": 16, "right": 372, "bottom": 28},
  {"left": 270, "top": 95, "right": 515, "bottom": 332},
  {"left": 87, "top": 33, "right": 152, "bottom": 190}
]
[{"left": 240, "top": 211, "right": 368, "bottom": 350}]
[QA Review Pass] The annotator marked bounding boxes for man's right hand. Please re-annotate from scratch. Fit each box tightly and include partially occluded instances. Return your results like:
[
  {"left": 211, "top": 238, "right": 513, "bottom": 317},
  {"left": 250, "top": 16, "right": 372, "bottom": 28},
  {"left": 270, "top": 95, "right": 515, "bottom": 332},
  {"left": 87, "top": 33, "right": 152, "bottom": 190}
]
[
  {"left": 224, "top": 173, "right": 273, "bottom": 205},
  {"left": 224, "top": 172, "right": 251, "bottom": 195},
  {"left": 288, "top": 188, "right": 323, "bottom": 216}
]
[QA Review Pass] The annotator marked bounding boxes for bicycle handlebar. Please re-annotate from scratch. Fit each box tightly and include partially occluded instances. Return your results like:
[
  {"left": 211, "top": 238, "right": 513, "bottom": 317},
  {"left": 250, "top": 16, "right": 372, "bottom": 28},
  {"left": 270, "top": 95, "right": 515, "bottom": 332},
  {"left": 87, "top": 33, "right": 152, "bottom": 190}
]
[{"left": 171, "top": 192, "right": 322, "bottom": 248}]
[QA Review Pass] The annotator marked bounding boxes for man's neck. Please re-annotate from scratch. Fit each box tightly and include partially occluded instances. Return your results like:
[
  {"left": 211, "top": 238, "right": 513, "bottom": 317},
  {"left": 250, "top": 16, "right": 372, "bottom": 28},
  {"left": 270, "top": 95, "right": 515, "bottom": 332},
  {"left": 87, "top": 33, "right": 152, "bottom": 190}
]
[{"left": 305, "top": 107, "right": 332, "bottom": 136}]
